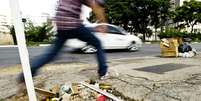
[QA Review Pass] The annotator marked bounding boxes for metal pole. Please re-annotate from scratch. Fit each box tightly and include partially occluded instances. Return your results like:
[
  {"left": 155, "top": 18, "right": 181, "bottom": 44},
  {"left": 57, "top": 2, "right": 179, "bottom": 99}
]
[{"left": 9, "top": 0, "right": 37, "bottom": 100}]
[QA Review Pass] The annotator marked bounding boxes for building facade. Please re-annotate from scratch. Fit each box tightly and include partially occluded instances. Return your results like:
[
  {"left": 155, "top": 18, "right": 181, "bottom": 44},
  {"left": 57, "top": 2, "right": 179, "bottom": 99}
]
[
  {"left": 0, "top": 15, "right": 10, "bottom": 34},
  {"left": 0, "top": 14, "right": 13, "bottom": 45}
]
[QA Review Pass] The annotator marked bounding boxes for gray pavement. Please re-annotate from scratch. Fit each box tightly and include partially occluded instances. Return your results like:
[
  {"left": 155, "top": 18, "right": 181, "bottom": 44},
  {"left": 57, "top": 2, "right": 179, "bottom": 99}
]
[
  {"left": 0, "top": 43, "right": 201, "bottom": 100},
  {"left": 106, "top": 56, "right": 201, "bottom": 101},
  {"left": 0, "top": 54, "right": 201, "bottom": 100},
  {"left": 0, "top": 43, "right": 200, "bottom": 68},
  {"left": 0, "top": 44, "right": 160, "bottom": 68}
]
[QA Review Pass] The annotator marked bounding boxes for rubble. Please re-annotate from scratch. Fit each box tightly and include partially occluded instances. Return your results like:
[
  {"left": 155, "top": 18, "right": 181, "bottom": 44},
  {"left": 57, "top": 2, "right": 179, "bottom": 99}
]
[
  {"left": 16, "top": 79, "right": 139, "bottom": 101},
  {"left": 34, "top": 80, "right": 123, "bottom": 101}
]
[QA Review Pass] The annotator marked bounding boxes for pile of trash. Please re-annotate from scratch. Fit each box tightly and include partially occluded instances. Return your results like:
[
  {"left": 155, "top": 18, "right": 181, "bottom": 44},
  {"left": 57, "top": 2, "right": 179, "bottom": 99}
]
[
  {"left": 178, "top": 42, "right": 197, "bottom": 58},
  {"left": 160, "top": 38, "right": 197, "bottom": 58},
  {"left": 35, "top": 79, "right": 129, "bottom": 101}
]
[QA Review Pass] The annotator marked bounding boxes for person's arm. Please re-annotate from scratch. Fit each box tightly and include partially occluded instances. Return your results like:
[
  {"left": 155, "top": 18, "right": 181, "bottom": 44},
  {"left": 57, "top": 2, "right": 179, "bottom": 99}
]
[
  {"left": 90, "top": 1, "right": 107, "bottom": 23},
  {"left": 86, "top": 0, "right": 107, "bottom": 33}
]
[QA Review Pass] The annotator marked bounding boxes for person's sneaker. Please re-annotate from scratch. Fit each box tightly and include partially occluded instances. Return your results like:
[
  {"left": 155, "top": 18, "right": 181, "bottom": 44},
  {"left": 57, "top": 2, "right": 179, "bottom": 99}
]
[
  {"left": 99, "top": 73, "right": 111, "bottom": 80},
  {"left": 99, "top": 68, "right": 119, "bottom": 80}
]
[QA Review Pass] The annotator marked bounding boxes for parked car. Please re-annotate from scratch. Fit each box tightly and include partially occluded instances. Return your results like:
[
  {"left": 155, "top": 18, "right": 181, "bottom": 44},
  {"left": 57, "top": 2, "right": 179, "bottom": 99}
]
[{"left": 65, "top": 23, "right": 142, "bottom": 53}]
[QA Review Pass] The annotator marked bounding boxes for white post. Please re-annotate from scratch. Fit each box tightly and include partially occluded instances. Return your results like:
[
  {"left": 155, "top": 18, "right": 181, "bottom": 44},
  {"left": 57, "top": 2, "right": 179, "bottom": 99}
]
[{"left": 9, "top": 0, "right": 37, "bottom": 101}]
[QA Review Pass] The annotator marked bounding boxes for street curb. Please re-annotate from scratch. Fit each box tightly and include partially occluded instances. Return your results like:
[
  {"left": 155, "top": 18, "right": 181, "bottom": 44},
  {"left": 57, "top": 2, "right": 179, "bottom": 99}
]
[
  {"left": 110, "top": 56, "right": 157, "bottom": 61},
  {"left": 39, "top": 44, "right": 51, "bottom": 47},
  {"left": 0, "top": 44, "right": 51, "bottom": 47},
  {"left": 0, "top": 45, "right": 17, "bottom": 48},
  {"left": 110, "top": 51, "right": 201, "bottom": 61}
]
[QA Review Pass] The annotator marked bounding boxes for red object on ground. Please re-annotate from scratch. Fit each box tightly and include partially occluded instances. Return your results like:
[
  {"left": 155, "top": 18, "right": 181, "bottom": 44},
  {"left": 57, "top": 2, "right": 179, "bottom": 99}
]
[{"left": 96, "top": 95, "right": 107, "bottom": 101}]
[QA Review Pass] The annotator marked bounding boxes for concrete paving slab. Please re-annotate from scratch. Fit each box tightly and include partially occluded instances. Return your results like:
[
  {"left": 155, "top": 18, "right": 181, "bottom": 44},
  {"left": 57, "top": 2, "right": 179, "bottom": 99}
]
[
  {"left": 1, "top": 55, "right": 201, "bottom": 101},
  {"left": 105, "top": 55, "right": 201, "bottom": 101},
  {"left": 134, "top": 63, "right": 194, "bottom": 74}
]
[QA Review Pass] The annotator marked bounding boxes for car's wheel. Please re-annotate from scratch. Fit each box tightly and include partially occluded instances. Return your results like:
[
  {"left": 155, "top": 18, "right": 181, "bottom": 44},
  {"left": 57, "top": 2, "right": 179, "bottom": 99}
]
[
  {"left": 81, "top": 45, "right": 97, "bottom": 53},
  {"left": 128, "top": 42, "right": 139, "bottom": 52}
]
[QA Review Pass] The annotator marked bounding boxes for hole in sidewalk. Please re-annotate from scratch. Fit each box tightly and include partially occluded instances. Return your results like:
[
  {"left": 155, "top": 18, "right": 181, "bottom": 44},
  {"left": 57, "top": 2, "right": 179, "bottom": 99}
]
[{"left": 134, "top": 63, "right": 194, "bottom": 74}]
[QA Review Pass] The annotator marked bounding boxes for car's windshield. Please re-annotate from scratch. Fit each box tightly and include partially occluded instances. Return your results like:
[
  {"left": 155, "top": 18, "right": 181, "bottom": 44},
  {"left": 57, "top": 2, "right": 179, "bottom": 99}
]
[
  {"left": 87, "top": 25, "right": 129, "bottom": 35},
  {"left": 118, "top": 27, "right": 129, "bottom": 35}
]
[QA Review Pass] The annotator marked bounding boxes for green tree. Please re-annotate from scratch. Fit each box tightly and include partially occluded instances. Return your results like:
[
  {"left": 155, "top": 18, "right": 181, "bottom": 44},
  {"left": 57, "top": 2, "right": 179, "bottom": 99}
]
[
  {"left": 25, "top": 20, "right": 54, "bottom": 43},
  {"left": 102, "top": 0, "right": 171, "bottom": 41},
  {"left": 173, "top": 0, "right": 201, "bottom": 33},
  {"left": 149, "top": 0, "right": 171, "bottom": 40},
  {"left": 7, "top": 19, "right": 54, "bottom": 45},
  {"left": 6, "top": 25, "right": 17, "bottom": 45}
]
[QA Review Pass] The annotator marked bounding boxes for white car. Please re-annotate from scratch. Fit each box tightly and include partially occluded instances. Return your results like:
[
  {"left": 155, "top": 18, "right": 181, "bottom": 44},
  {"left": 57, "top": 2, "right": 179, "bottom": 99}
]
[{"left": 66, "top": 23, "right": 142, "bottom": 53}]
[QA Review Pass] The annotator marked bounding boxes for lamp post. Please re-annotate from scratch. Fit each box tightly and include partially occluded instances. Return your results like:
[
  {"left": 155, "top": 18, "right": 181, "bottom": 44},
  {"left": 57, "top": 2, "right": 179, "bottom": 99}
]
[{"left": 9, "top": 0, "right": 37, "bottom": 101}]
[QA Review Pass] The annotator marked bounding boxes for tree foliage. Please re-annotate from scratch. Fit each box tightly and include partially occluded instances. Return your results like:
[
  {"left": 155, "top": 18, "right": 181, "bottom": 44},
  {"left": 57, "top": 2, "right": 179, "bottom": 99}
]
[
  {"left": 173, "top": 0, "right": 201, "bottom": 33},
  {"left": 158, "top": 27, "right": 189, "bottom": 39},
  {"left": 8, "top": 19, "right": 54, "bottom": 45},
  {"left": 102, "top": 0, "right": 171, "bottom": 41},
  {"left": 24, "top": 20, "right": 54, "bottom": 43}
]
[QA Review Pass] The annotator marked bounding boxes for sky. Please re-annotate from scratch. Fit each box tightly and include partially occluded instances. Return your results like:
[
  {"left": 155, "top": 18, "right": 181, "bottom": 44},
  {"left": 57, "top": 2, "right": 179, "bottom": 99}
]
[
  {"left": 0, "top": 0, "right": 56, "bottom": 16},
  {"left": 0, "top": 0, "right": 10, "bottom": 16},
  {"left": 0, "top": 0, "right": 91, "bottom": 22}
]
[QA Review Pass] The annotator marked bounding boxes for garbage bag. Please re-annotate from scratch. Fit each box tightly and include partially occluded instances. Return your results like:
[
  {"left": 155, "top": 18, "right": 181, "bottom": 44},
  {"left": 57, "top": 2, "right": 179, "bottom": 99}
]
[{"left": 178, "top": 43, "right": 192, "bottom": 53}]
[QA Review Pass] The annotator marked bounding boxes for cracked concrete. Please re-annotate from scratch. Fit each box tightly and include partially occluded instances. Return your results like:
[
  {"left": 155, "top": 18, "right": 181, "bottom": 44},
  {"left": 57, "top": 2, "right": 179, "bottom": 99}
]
[
  {"left": 105, "top": 55, "right": 201, "bottom": 101},
  {"left": 0, "top": 55, "right": 201, "bottom": 101}
]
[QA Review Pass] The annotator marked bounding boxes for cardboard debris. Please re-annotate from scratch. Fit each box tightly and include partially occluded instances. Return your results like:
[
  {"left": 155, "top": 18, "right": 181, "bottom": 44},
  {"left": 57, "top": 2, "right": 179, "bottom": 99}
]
[
  {"left": 71, "top": 83, "right": 79, "bottom": 94},
  {"left": 51, "top": 84, "right": 60, "bottom": 94},
  {"left": 35, "top": 87, "right": 56, "bottom": 97},
  {"left": 99, "top": 83, "right": 112, "bottom": 90},
  {"left": 160, "top": 38, "right": 179, "bottom": 57},
  {"left": 35, "top": 80, "right": 124, "bottom": 101}
]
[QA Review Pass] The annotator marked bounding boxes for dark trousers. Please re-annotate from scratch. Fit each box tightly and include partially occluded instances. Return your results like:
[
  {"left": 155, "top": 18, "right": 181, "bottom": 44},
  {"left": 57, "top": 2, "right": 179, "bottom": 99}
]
[{"left": 31, "top": 25, "right": 108, "bottom": 76}]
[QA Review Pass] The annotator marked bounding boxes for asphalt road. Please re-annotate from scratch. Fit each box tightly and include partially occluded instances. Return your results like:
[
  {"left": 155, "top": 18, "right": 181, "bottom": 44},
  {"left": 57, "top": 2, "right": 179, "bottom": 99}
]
[{"left": 0, "top": 43, "right": 200, "bottom": 68}]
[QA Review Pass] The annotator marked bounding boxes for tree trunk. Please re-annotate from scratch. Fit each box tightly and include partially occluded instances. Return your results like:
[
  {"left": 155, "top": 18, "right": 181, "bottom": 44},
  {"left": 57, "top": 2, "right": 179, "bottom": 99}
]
[
  {"left": 155, "top": 28, "right": 157, "bottom": 41},
  {"left": 12, "top": 34, "right": 17, "bottom": 45},
  {"left": 190, "top": 24, "right": 194, "bottom": 34},
  {"left": 11, "top": 26, "right": 17, "bottom": 45},
  {"left": 190, "top": 23, "right": 196, "bottom": 40},
  {"left": 160, "top": 26, "right": 163, "bottom": 33},
  {"left": 143, "top": 33, "right": 146, "bottom": 42}
]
